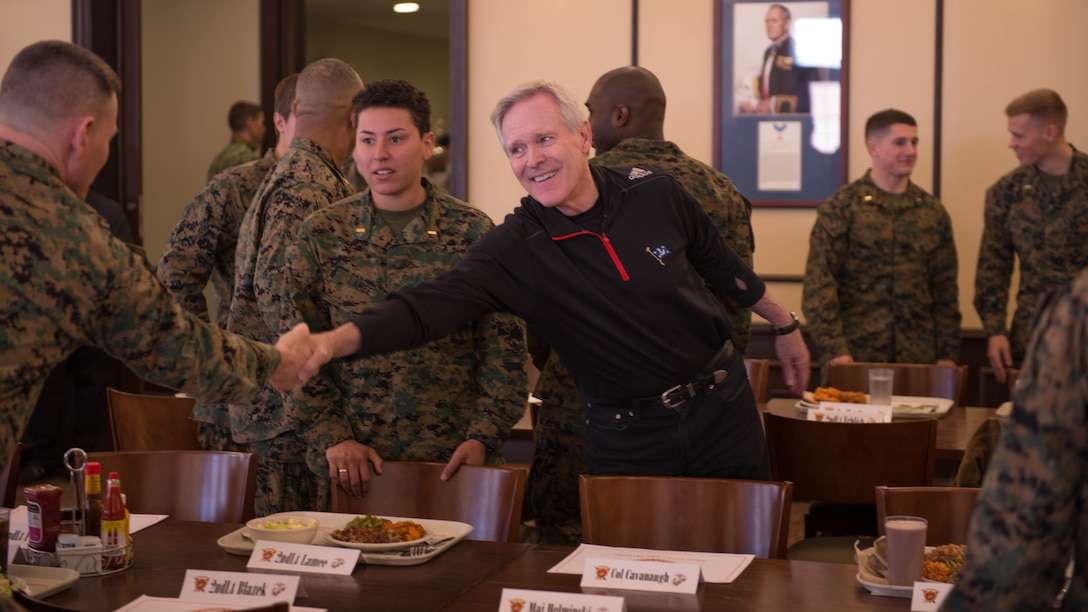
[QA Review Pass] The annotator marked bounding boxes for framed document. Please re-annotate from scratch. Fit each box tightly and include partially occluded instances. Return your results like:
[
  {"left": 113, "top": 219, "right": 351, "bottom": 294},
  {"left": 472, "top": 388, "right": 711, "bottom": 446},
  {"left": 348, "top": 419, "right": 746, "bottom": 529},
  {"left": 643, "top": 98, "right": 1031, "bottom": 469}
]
[{"left": 714, "top": 0, "right": 849, "bottom": 207}]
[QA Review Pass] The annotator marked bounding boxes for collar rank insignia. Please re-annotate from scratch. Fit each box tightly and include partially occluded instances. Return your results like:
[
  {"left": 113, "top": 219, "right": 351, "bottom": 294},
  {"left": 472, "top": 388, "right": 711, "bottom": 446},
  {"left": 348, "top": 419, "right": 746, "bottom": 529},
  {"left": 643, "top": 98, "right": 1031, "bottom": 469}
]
[{"left": 628, "top": 167, "right": 652, "bottom": 180}]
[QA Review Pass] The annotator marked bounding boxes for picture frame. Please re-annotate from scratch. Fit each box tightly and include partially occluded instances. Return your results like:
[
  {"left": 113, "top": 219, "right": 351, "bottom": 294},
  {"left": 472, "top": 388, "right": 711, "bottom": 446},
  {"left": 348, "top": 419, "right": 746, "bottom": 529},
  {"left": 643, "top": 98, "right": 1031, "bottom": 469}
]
[{"left": 713, "top": 0, "right": 849, "bottom": 208}]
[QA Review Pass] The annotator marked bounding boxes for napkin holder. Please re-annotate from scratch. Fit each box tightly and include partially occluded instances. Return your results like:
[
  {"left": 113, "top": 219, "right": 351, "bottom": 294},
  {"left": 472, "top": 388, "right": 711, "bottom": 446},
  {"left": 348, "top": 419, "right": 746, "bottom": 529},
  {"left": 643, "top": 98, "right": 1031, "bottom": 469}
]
[{"left": 14, "top": 541, "right": 133, "bottom": 577}]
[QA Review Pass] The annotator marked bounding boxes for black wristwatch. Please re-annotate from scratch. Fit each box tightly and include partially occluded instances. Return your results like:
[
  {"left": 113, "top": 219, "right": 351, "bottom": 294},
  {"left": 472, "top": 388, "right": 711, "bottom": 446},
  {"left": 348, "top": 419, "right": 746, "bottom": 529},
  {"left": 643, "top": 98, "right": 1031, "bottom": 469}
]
[{"left": 774, "top": 312, "right": 801, "bottom": 336}]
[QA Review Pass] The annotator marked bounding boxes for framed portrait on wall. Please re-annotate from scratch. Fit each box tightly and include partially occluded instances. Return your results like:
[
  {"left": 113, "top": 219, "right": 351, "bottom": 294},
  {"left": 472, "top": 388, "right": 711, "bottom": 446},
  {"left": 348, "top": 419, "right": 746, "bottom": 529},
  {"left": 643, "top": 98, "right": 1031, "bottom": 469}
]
[{"left": 714, "top": 0, "right": 849, "bottom": 208}]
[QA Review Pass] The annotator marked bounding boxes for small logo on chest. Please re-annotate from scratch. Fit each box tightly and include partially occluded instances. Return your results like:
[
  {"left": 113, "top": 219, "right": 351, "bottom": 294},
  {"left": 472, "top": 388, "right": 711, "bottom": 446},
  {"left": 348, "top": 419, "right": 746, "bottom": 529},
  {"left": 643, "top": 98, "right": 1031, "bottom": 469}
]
[
  {"left": 628, "top": 167, "right": 652, "bottom": 180},
  {"left": 646, "top": 245, "right": 670, "bottom": 265}
]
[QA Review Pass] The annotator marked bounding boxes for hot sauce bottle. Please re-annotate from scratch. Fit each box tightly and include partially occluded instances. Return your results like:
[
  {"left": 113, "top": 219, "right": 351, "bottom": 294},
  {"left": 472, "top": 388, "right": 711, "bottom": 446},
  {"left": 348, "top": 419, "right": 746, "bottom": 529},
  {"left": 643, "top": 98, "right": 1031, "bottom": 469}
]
[
  {"left": 101, "top": 471, "right": 128, "bottom": 569},
  {"left": 83, "top": 461, "right": 103, "bottom": 538}
]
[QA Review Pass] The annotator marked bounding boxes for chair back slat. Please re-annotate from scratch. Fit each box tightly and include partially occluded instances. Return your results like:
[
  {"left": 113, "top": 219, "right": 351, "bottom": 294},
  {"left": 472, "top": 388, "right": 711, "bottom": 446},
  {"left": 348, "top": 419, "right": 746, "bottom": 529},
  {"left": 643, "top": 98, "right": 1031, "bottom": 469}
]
[{"left": 579, "top": 475, "right": 793, "bottom": 559}]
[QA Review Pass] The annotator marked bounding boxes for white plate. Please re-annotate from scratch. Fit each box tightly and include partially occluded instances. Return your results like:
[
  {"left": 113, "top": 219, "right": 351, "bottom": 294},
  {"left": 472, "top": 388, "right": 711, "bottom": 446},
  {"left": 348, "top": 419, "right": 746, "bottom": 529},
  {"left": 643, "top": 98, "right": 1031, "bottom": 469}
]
[
  {"left": 796, "top": 395, "right": 954, "bottom": 419},
  {"left": 856, "top": 573, "right": 913, "bottom": 598},
  {"left": 8, "top": 565, "right": 80, "bottom": 599},
  {"left": 217, "top": 511, "right": 473, "bottom": 566},
  {"left": 323, "top": 525, "right": 429, "bottom": 552}
]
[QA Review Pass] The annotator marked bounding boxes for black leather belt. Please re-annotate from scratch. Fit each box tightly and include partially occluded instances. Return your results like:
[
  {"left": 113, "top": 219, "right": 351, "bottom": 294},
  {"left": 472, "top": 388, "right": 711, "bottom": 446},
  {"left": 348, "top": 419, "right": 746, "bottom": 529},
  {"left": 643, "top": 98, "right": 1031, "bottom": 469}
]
[
  {"left": 656, "top": 340, "right": 736, "bottom": 409},
  {"left": 659, "top": 369, "right": 729, "bottom": 409}
]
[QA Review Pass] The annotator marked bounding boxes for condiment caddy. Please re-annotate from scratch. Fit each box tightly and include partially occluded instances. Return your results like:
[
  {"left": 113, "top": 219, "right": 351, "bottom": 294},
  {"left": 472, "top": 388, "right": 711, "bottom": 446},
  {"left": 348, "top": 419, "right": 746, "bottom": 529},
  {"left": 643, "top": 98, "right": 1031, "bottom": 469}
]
[{"left": 15, "top": 448, "right": 133, "bottom": 576}]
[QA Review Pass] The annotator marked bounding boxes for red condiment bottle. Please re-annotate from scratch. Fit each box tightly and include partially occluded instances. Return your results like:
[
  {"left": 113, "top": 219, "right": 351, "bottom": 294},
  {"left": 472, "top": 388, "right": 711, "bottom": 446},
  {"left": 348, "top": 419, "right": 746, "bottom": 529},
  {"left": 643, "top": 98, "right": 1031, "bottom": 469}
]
[
  {"left": 101, "top": 471, "right": 128, "bottom": 568},
  {"left": 24, "top": 484, "right": 62, "bottom": 552},
  {"left": 83, "top": 461, "right": 103, "bottom": 538}
]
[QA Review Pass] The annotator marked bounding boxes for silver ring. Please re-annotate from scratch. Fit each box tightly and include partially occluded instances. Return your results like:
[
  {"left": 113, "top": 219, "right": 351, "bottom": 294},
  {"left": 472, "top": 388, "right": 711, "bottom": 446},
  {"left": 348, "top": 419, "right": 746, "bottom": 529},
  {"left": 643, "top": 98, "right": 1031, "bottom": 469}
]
[{"left": 338, "top": 468, "right": 348, "bottom": 474}]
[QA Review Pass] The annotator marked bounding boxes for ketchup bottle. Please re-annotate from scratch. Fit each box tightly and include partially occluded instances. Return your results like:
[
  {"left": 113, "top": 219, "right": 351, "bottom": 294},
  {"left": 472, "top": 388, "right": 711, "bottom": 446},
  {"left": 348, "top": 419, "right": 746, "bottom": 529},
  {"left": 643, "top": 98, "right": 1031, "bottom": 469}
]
[{"left": 101, "top": 471, "right": 128, "bottom": 568}]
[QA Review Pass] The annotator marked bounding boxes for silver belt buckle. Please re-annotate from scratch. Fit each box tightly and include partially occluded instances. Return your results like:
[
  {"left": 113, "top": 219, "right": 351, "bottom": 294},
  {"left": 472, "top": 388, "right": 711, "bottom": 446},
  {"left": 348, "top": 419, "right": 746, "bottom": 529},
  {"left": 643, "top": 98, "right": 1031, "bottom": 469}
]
[{"left": 659, "top": 384, "right": 688, "bottom": 409}]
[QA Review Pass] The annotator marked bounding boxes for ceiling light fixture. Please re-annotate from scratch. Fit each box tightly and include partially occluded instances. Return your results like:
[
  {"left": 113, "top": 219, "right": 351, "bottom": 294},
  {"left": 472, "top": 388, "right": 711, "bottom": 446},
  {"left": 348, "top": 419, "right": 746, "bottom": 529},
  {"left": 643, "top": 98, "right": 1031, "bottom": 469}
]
[{"left": 393, "top": 2, "right": 420, "bottom": 13}]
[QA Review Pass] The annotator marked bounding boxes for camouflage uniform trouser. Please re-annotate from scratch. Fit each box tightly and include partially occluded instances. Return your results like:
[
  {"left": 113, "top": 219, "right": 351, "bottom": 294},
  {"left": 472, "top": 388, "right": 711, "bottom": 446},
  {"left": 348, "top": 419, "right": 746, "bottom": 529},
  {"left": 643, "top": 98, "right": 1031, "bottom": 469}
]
[
  {"left": 527, "top": 399, "right": 586, "bottom": 546},
  {"left": 196, "top": 422, "right": 246, "bottom": 452},
  {"left": 250, "top": 432, "right": 328, "bottom": 516}
]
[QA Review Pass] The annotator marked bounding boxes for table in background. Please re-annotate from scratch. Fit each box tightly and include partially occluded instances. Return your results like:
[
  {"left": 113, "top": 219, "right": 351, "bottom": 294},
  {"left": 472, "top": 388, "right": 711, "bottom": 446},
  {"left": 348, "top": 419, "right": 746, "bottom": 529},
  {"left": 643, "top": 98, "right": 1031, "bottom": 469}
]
[
  {"left": 41, "top": 519, "right": 911, "bottom": 611},
  {"left": 762, "top": 398, "right": 999, "bottom": 479}
]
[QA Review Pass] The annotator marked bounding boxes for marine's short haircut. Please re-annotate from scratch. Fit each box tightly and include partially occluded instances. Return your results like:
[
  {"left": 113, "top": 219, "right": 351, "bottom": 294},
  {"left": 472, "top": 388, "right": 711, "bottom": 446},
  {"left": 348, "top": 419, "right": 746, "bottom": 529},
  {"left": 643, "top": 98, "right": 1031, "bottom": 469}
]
[
  {"left": 273, "top": 74, "right": 299, "bottom": 119},
  {"left": 490, "top": 80, "right": 585, "bottom": 149},
  {"left": 228, "top": 101, "right": 262, "bottom": 132},
  {"left": 1005, "top": 89, "right": 1067, "bottom": 133},
  {"left": 0, "top": 40, "right": 121, "bottom": 126},
  {"left": 294, "top": 58, "right": 364, "bottom": 118},
  {"left": 351, "top": 79, "right": 431, "bottom": 135},
  {"left": 865, "top": 109, "right": 917, "bottom": 141}
]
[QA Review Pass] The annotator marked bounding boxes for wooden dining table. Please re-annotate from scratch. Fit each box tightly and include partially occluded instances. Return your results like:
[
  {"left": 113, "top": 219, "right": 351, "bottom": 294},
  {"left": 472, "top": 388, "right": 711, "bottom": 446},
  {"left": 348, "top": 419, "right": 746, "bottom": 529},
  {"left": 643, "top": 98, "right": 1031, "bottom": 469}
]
[
  {"left": 762, "top": 398, "right": 1000, "bottom": 479},
  {"left": 38, "top": 518, "right": 916, "bottom": 611}
]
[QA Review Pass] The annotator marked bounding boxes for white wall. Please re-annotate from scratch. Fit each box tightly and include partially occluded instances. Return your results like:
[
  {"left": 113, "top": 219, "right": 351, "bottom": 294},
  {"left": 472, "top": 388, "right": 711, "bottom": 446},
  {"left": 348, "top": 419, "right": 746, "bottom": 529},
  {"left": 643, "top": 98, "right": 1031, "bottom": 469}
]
[
  {"left": 0, "top": 0, "right": 70, "bottom": 73},
  {"left": 141, "top": 0, "right": 261, "bottom": 265}
]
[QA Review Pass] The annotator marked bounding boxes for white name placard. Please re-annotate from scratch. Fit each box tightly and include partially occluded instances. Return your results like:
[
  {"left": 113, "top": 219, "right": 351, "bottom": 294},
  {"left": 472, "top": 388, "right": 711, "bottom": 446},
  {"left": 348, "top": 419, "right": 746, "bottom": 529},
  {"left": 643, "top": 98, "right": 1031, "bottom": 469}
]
[
  {"left": 180, "top": 570, "right": 299, "bottom": 606},
  {"left": 496, "top": 588, "right": 626, "bottom": 612},
  {"left": 910, "top": 580, "right": 953, "bottom": 610},
  {"left": 246, "top": 540, "right": 358, "bottom": 575},
  {"left": 808, "top": 402, "right": 892, "bottom": 423},
  {"left": 580, "top": 557, "right": 701, "bottom": 594}
]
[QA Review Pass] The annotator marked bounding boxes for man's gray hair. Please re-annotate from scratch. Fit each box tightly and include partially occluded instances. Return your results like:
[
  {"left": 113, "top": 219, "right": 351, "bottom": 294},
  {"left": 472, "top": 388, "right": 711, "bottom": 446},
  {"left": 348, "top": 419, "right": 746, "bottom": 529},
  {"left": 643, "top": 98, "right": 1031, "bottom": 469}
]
[{"left": 490, "top": 80, "right": 585, "bottom": 148}]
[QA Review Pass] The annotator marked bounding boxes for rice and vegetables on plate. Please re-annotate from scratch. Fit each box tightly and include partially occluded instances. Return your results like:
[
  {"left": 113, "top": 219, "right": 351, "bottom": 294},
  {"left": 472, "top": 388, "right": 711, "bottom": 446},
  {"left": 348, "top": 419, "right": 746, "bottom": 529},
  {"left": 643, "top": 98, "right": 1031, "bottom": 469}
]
[
  {"left": 329, "top": 514, "right": 426, "bottom": 544},
  {"left": 922, "top": 544, "right": 966, "bottom": 583}
]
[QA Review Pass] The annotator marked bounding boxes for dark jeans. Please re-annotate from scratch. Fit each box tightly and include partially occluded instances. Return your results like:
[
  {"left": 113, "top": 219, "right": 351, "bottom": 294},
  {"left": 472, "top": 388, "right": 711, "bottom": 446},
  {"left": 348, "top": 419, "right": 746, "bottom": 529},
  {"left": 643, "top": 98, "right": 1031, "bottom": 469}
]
[{"left": 582, "top": 341, "right": 770, "bottom": 480}]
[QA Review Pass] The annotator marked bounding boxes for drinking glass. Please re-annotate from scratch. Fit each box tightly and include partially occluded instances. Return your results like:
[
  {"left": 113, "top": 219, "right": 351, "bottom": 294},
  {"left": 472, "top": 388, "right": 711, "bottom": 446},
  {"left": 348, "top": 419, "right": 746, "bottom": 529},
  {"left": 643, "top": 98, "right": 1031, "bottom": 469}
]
[
  {"left": 869, "top": 368, "right": 894, "bottom": 406},
  {"left": 885, "top": 515, "right": 927, "bottom": 586}
]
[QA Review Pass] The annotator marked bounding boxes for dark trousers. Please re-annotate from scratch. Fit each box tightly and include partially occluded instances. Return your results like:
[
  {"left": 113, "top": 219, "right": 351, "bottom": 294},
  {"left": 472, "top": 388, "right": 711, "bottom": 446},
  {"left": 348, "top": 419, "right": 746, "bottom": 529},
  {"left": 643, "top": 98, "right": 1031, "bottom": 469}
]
[{"left": 582, "top": 342, "right": 770, "bottom": 480}]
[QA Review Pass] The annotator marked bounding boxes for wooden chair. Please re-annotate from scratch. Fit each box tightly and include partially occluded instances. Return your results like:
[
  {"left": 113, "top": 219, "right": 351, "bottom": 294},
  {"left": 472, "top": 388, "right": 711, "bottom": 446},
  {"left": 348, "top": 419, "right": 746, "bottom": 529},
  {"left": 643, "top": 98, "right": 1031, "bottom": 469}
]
[
  {"left": 827, "top": 362, "right": 969, "bottom": 406},
  {"left": 744, "top": 358, "right": 771, "bottom": 404},
  {"left": 875, "top": 485, "right": 980, "bottom": 546},
  {"left": 1, "top": 442, "right": 22, "bottom": 507},
  {"left": 106, "top": 387, "right": 202, "bottom": 451},
  {"left": 579, "top": 475, "right": 793, "bottom": 558},
  {"left": 330, "top": 461, "right": 526, "bottom": 543},
  {"left": 87, "top": 451, "right": 258, "bottom": 522},
  {"left": 763, "top": 412, "right": 937, "bottom": 562}
]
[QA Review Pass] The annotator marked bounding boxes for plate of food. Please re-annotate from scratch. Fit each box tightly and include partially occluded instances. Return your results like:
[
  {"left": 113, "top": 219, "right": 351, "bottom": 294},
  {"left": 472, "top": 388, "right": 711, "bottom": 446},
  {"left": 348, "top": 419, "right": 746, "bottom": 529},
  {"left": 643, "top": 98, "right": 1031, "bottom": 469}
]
[
  {"left": 797, "top": 387, "right": 868, "bottom": 410},
  {"left": 323, "top": 514, "right": 429, "bottom": 551},
  {"left": 856, "top": 540, "right": 964, "bottom": 598},
  {"left": 798, "top": 388, "right": 954, "bottom": 419}
]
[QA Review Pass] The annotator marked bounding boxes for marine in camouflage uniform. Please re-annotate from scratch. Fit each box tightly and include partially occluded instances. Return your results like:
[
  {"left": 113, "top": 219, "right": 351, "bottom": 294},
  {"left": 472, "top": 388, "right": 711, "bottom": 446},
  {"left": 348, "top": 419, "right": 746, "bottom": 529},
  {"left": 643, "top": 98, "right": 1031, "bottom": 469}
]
[
  {"left": 287, "top": 178, "right": 528, "bottom": 508},
  {"left": 0, "top": 138, "right": 281, "bottom": 472},
  {"left": 158, "top": 151, "right": 277, "bottom": 452},
  {"left": 802, "top": 169, "right": 961, "bottom": 366},
  {"left": 941, "top": 268, "right": 1088, "bottom": 611},
  {"left": 230, "top": 137, "right": 354, "bottom": 515},
  {"left": 973, "top": 146, "right": 1088, "bottom": 365},
  {"left": 525, "top": 137, "right": 756, "bottom": 545},
  {"left": 208, "top": 138, "right": 261, "bottom": 181}
]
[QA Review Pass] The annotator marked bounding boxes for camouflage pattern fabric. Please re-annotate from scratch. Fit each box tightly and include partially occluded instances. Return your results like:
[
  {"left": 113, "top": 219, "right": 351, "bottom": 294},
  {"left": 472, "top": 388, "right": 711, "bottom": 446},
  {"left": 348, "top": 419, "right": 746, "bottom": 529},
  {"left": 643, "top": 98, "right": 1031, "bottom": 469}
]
[
  {"left": 160, "top": 152, "right": 278, "bottom": 449},
  {"left": 973, "top": 147, "right": 1088, "bottom": 364},
  {"left": 0, "top": 140, "right": 279, "bottom": 471},
  {"left": 250, "top": 432, "right": 326, "bottom": 517},
  {"left": 523, "top": 138, "right": 756, "bottom": 545},
  {"left": 802, "top": 169, "right": 961, "bottom": 365},
  {"left": 941, "top": 268, "right": 1088, "bottom": 611},
  {"left": 287, "top": 179, "right": 528, "bottom": 509},
  {"left": 229, "top": 137, "right": 353, "bottom": 513},
  {"left": 159, "top": 150, "right": 276, "bottom": 328},
  {"left": 196, "top": 422, "right": 245, "bottom": 453},
  {"left": 208, "top": 138, "right": 261, "bottom": 181}
]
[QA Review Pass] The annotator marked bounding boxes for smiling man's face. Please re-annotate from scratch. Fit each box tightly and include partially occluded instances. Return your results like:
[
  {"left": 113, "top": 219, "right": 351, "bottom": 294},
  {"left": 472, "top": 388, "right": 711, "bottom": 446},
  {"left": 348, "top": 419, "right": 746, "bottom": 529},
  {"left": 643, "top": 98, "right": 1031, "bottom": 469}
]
[{"left": 499, "top": 92, "right": 596, "bottom": 216}]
